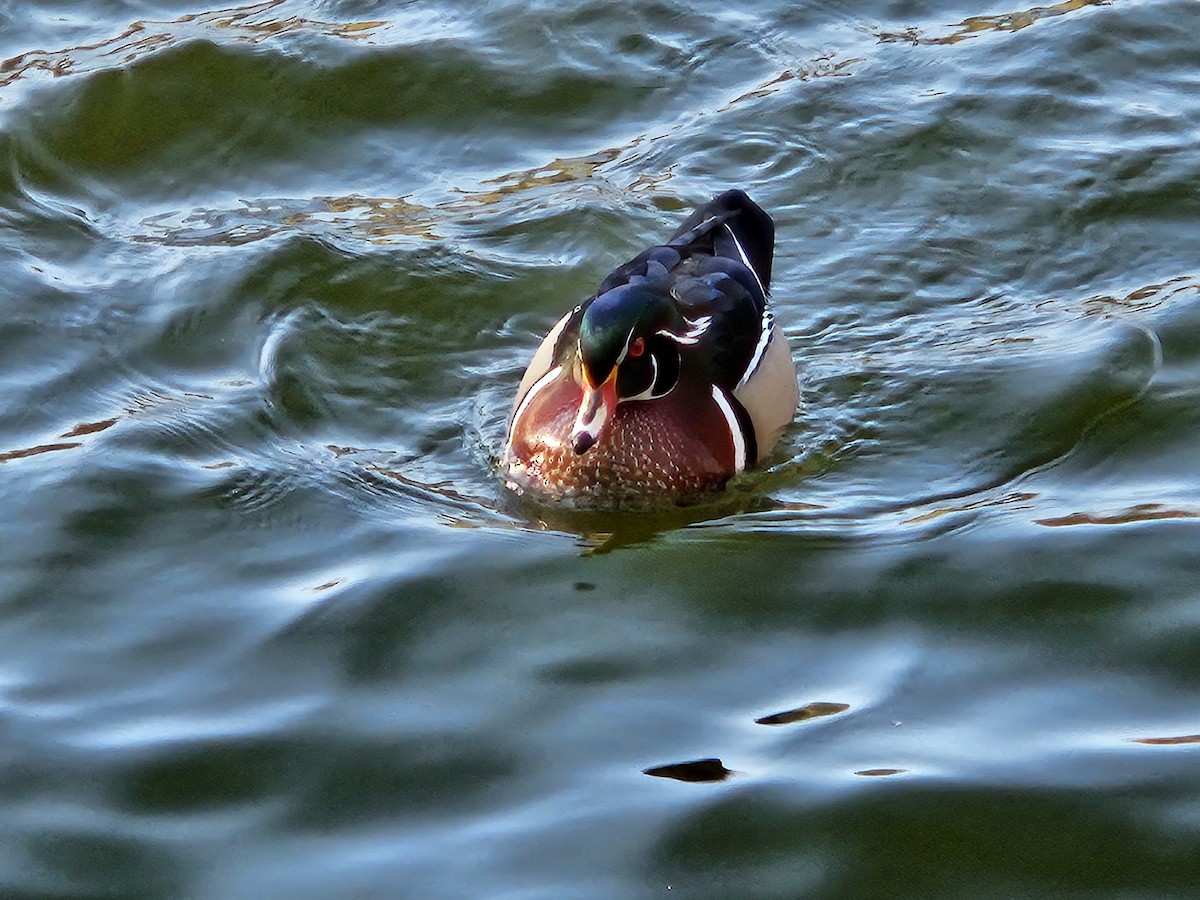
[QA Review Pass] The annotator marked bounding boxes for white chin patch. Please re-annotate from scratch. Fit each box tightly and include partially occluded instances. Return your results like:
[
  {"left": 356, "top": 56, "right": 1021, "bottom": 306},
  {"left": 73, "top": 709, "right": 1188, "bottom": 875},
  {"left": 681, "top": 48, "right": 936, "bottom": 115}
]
[{"left": 570, "top": 392, "right": 609, "bottom": 449}]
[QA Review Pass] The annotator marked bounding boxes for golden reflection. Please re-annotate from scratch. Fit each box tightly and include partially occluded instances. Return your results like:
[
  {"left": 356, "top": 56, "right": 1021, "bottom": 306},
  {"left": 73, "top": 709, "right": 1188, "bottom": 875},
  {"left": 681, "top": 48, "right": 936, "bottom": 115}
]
[
  {"left": 1077, "top": 275, "right": 1200, "bottom": 317},
  {"left": 0, "top": 391, "right": 211, "bottom": 467},
  {"left": 903, "top": 491, "right": 1038, "bottom": 526},
  {"left": 756, "top": 701, "right": 850, "bottom": 726},
  {"left": 0, "top": 441, "right": 82, "bottom": 463},
  {"left": 1035, "top": 503, "right": 1199, "bottom": 527},
  {"left": 0, "top": 0, "right": 383, "bottom": 91},
  {"left": 59, "top": 417, "right": 118, "bottom": 438},
  {"left": 369, "top": 464, "right": 495, "bottom": 509},
  {"left": 124, "top": 40, "right": 850, "bottom": 250},
  {"left": 137, "top": 196, "right": 394, "bottom": 247},
  {"left": 133, "top": 148, "right": 669, "bottom": 248},
  {"left": 722, "top": 55, "right": 860, "bottom": 109},
  {"left": 1130, "top": 734, "right": 1200, "bottom": 746},
  {"left": 459, "top": 149, "right": 627, "bottom": 206},
  {"left": 878, "top": 0, "right": 1108, "bottom": 46}
]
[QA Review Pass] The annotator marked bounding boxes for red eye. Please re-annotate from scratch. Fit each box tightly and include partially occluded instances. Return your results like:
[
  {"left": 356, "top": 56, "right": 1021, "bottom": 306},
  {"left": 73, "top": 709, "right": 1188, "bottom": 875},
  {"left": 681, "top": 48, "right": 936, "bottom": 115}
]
[{"left": 628, "top": 337, "right": 645, "bottom": 358}]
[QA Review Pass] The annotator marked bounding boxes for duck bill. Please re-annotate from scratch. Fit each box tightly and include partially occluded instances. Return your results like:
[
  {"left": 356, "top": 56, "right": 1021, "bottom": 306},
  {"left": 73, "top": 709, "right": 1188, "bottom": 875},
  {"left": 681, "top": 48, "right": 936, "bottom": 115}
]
[{"left": 570, "top": 368, "right": 618, "bottom": 455}]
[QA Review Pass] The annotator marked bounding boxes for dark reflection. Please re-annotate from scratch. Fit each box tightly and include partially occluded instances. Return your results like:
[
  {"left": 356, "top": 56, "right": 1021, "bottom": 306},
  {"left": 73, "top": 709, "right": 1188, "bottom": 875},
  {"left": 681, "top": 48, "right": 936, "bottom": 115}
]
[
  {"left": 643, "top": 759, "right": 732, "bottom": 783},
  {"left": 1131, "top": 734, "right": 1200, "bottom": 746},
  {"left": 503, "top": 488, "right": 780, "bottom": 553},
  {"left": 1036, "top": 504, "right": 1199, "bottom": 527},
  {"left": 878, "top": 0, "right": 1107, "bottom": 45},
  {"left": 756, "top": 701, "right": 850, "bottom": 726},
  {"left": 855, "top": 768, "right": 907, "bottom": 777}
]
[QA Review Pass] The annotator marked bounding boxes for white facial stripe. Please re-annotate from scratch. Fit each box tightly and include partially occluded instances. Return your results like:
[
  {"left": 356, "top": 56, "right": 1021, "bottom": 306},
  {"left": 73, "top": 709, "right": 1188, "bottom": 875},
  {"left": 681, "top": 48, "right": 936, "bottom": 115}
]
[
  {"left": 736, "top": 309, "right": 774, "bottom": 390},
  {"left": 623, "top": 354, "right": 660, "bottom": 402},
  {"left": 711, "top": 385, "right": 747, "bottom": 473},
  {"left": 614, "top": 325, "right": 637, "bottom": 367}
]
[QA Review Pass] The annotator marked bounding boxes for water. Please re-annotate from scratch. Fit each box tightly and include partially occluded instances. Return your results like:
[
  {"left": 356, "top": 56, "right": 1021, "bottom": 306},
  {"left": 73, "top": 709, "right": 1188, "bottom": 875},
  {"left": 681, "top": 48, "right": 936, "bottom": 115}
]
[{"left": 3, "top": 0, "right": 1200, "bottom": 896}]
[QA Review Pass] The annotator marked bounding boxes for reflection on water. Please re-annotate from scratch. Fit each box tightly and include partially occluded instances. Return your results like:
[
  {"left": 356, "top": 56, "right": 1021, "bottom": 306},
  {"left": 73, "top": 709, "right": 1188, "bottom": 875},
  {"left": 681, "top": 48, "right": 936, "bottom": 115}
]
[
  {"left": 1036, "top": 503, "right": 1200, "bottom": 527},
  {"left": 0, "top": 440, "right": 81, "bottom": 463},
  {"left": 1077, "top": 276, "right": 1200, "bottom": 318},
  {"left": 877, "top": 0, "right": 1108, "bottom": 46},
  {"left": 0, "top": 0, "right": 384, "bottom": 92},
  {"left": 721, "top": 54, "right": 860, "bottom": 108},
  {"left": 1131, "top": 734, "right": 1200, "bottom": 746},
  {"left": 60, "top": 417, "right": 118, "bottom": 438},
  {"left": 134, "top": 195, "right": 442, "bottom": 247},
  {"left": 756, "top": 701, "right": 851, "bottom": 726},
  {"left": 643, "top": 759, "right": 733, "bottom": 783}
]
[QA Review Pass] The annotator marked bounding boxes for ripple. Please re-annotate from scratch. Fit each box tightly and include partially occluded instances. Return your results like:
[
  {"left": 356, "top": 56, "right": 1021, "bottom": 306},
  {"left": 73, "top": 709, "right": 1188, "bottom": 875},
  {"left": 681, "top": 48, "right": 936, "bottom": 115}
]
[
  {"left": 0, "top": 0, "right": 434, "bottom": 96},
  {"left": 5, "top": 0, "right": 1200, "bottom": 897}
]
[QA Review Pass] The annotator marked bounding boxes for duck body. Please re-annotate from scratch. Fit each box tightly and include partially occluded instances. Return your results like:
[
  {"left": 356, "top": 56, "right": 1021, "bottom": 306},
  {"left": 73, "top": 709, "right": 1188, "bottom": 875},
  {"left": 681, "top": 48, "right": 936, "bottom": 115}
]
[{"left": 502, "top": 190, "right": 799, "bottom": 507}]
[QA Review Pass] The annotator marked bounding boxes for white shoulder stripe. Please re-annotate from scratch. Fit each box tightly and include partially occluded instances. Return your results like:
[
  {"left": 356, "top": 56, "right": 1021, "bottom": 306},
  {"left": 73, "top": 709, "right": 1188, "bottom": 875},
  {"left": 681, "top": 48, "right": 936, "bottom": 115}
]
[
  {"left": 710, "top": 385, "right": 747, "bottom": 473},
  {"left": 723, "top": 222, "right": 766, "bottom": 298},
  {"left": 736, "top": 309, "right": 774, "bottom": 390}
]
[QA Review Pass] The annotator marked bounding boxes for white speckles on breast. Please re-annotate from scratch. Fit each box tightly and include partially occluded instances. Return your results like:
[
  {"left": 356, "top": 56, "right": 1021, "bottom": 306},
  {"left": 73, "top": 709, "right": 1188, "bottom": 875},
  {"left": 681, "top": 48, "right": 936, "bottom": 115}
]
[{"left": 503, "top": 402, "right": 730, "bottom": 507}]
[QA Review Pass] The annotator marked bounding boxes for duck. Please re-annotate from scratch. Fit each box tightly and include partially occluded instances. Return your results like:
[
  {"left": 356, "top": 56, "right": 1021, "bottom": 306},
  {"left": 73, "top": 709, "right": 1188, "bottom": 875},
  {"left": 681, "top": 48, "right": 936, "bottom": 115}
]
[{"left": 502, "top": 189, "right": 798, "bottom": 507}]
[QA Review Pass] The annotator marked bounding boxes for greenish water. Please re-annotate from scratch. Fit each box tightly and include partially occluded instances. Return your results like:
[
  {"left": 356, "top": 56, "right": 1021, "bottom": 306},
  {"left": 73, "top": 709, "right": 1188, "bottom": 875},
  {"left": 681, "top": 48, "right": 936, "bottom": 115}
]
[{"left": 3, "top": 0, "right": 1200, "bottom": 896}]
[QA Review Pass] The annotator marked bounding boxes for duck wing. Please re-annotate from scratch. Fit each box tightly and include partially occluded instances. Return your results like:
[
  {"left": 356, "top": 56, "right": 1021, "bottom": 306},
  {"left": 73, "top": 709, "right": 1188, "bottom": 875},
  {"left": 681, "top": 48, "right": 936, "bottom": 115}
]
[
  {"left": 666, "top": 189, "right": 774, "bottom": 293},
  {"left": 592, "top": 190, "right": 774, "bottom": 299}
]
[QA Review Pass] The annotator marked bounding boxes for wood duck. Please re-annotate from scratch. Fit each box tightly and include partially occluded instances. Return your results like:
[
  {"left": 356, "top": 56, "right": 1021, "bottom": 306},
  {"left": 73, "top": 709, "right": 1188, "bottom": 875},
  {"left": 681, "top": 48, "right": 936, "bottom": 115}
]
[{"left": 502, "top": 190, "right": 799, "bottom": 506}]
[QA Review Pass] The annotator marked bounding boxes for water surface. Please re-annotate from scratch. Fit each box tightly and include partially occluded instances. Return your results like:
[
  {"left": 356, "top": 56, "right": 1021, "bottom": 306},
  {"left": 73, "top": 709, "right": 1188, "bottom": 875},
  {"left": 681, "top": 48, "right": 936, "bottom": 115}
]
[{"left": 3, "top": 0, "right": 1200, "bottom": 897}]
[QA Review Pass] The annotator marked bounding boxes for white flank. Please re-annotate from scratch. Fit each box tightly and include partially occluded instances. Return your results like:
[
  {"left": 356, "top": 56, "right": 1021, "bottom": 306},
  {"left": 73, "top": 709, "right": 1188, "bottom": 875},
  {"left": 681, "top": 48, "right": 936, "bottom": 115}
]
[
  {"left": 506, "top": 365, "right": 563, "bottom": 451},
  {"left": 711, "top": 385, "right": 747, "bottom": 473},
  {"left": 723, "top": 222, "right": 766, "bottom": 297},
  {"left": 736, "top": 309, "right": 774, "bottom": 390}
]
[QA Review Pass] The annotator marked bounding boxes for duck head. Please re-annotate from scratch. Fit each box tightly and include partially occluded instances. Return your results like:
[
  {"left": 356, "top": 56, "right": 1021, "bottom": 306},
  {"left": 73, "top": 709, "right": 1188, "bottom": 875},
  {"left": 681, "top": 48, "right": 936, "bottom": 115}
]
[{"left": 570, "top": 280, "right": 699, "bottom": 454}]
